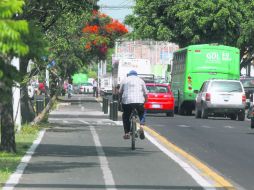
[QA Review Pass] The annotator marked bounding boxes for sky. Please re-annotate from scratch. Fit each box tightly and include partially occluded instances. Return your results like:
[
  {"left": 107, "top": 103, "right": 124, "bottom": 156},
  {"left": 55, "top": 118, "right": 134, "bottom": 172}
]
[{"left": 98, "top": 0, "right": 134, "bottom": 23}]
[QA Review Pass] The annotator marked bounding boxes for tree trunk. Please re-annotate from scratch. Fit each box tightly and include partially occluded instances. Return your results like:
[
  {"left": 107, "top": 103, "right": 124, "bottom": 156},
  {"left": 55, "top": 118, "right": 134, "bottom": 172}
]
[
  {"left": 21, "top": 86, "right": 36, "bottom": 123},
  {"left": 31, "top": 95, "right": 56, "bottom": 126},
  {"left": 0, "top": 87, "right": 16, "bottom": 153},
  {"left": 20, "top": 58, "right": 36, "bottom": 123}
]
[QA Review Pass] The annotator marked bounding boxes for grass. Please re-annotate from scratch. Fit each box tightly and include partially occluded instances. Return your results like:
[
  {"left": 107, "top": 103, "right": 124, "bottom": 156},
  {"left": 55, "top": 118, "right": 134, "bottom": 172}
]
[{"left": 0, "top": 124, "right": 41, "bottom": 189}]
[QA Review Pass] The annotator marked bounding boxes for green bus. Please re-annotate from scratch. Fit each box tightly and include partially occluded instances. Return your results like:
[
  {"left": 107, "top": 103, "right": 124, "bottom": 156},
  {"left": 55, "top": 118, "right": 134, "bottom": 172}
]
[{"left": 171, "top": 44, "right": 240, "bottom": 115}]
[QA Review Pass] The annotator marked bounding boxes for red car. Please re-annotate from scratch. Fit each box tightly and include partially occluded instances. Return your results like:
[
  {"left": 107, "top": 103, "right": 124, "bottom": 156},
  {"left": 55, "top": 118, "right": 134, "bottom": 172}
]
[{"left": 144, "top": 83, "right": 175, "bottom": 117}]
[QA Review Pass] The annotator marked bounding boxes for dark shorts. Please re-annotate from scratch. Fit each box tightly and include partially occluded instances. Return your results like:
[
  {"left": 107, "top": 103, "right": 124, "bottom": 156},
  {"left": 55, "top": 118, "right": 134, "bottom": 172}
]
[{"left": 122, "top": 103, "right": 145, "bottom": 133}]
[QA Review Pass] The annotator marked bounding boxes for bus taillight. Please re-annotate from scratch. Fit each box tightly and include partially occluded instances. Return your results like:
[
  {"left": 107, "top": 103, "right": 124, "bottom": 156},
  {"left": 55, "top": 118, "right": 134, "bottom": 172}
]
[
  {"left": 187, "top": 75, "right": 192, "bottom": 90},
  {"left": 205, "top": 93, "right": 211, "bottom": 101}
]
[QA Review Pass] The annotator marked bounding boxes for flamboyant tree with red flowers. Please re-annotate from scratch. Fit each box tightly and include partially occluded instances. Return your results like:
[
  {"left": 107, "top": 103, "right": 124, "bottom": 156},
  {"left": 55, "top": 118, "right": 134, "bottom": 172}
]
[{"left": 82, "top": 10, "right": 128, "bottom": 59}]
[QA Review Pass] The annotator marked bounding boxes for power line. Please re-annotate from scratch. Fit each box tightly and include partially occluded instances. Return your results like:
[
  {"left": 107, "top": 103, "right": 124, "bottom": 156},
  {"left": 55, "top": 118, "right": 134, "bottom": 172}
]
[{"left": 99, "top": 5, "right": 133, "bottom": 9}]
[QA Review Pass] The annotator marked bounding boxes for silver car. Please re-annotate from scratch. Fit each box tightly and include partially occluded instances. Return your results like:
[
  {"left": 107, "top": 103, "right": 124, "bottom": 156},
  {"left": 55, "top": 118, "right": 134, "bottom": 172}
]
[{"left": 195, "top": 79, "right": 246, "bottom": 120}]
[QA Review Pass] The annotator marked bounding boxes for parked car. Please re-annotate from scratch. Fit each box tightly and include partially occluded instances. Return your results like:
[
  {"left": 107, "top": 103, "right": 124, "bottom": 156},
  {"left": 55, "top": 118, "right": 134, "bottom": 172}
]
[
  {"left": 79, "top": 82, "right": 93, "bottom": 94},
  {"left": 240, "top": 76, "right": 254, "bottom": 108},
  {"left": 144, "top": 83, "right": 174, "bottom": 117},
  {"left": 195, "top": 79, "right": 246, "bottom": 120}
]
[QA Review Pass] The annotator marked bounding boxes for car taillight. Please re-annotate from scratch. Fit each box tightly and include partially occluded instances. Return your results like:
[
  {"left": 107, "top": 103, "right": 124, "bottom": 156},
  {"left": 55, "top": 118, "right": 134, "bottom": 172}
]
[
  {"left": 205, "top": 93, "right": 211, "bottom": 101},
  {"left": 242, "top": 95, "right": 246, "bottom": 103}
]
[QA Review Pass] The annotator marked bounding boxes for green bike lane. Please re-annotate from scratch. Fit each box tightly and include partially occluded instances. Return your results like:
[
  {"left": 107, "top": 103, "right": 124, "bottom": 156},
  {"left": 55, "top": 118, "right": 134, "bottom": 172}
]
[{"left": 3, "top": 97, "right": 228, "bottom": 190}]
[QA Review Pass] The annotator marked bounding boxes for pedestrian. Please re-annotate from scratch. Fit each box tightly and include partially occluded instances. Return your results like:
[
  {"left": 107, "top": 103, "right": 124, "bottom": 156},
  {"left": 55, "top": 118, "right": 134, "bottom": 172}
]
[
  {"left": 119, "top": 70, "right": 148, "bottom": 140},
  {"left": 93, "top": 79, "right": 98, "bottom": 97},
  {"left": 38, "top": 80, "right": 46, "bottom": 95},
  {"left": 67, "top": 82, "right": 73, "bottom": 98}
]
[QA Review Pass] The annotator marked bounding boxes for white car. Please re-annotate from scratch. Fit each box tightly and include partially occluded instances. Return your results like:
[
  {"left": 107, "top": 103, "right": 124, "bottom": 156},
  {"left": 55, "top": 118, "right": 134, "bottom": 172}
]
[
  {"left": 79, "top": 82, "right": 93, "bottom": 94},
  {"left": 195, "top": 79, "right": 246, "bottom": 120}
]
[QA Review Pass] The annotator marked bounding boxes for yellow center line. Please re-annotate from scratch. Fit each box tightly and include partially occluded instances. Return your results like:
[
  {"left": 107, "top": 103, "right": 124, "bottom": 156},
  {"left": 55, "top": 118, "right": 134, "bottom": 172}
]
[{"left": 143, "top": 125, "right": 236, "bottom": 190}]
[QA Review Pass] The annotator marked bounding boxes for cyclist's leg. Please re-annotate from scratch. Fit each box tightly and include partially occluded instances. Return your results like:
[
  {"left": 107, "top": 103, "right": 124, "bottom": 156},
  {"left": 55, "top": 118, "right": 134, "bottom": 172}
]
[
  {"left": 136, "top": 103, "right": 145, "bottom": 139},
  {"left": 122, "top": 103, "right": 132, "bottom": 136},
  {"left": 136, "top": 103, "right": 145, "bottom": 124}
]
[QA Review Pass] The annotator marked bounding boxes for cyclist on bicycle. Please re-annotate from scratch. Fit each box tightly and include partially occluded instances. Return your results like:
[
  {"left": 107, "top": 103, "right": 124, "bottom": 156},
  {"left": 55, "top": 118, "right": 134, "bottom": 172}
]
[{"left": 119, "top": 70, "right": 148, "bottom": 140}]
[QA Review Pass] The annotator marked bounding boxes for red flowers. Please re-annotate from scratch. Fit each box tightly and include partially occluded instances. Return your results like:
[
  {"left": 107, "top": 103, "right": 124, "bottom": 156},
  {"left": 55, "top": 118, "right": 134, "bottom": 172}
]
[
  {"left": 105, "top": 20, "right": 128, "bottom": 34},
  {"left": 82, "top": 10, "right": 128, "bottom": 58},
  {"left": 82, "top": 25, "right": 99, "bottom": 34}
]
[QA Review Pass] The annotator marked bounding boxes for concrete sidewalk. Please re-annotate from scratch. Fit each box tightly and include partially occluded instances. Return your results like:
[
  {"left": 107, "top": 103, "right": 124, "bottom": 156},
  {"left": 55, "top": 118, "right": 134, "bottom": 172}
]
[{"left": 3, "top": 95, "right": 215, "bottom": 190}]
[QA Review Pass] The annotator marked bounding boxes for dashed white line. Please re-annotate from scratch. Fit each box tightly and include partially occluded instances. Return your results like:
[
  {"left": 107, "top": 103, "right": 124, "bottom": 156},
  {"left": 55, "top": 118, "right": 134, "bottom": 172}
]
[
  {"left": 177, "top": 125, "right": 190, "bottom": 128},
  {"left": 200, "top": 125, "right": 211, "bottom": 129},
  {"left": 79, "top": 120, "right": 116, "bottom": 190},
  {"left": 224, "top": 125, "right": 234, "bottom": 129}
]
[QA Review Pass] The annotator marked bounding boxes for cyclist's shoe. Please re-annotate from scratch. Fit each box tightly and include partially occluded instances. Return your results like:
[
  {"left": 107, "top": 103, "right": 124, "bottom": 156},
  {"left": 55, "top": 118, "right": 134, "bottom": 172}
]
[
  {"left": 123, "top": 133, "right": 130, "bottom": 140},
  {"left": 139, "top": 128, "right": 145, "bottom": 140}
]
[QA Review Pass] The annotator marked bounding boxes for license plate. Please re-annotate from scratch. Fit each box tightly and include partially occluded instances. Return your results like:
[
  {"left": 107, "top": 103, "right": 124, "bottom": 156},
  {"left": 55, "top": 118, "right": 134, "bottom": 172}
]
[{"left": 152, "top": 104, "right": 161, "bottom": 108}]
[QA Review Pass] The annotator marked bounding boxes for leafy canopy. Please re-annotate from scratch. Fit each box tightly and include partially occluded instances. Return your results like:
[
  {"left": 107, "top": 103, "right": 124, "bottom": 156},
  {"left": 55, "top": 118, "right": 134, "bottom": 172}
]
[
  {"left": 0, "top": 0, "right": 29, "bottom": 55},
  {"left": 125, "top": 0, "right": 254, "bottom": 54}
]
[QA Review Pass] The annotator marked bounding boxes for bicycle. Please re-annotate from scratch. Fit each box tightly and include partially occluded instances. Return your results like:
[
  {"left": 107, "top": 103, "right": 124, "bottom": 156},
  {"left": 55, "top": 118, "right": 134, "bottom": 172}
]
[{"left": 129, "top": 108, "right": 140, "bottom": 150}]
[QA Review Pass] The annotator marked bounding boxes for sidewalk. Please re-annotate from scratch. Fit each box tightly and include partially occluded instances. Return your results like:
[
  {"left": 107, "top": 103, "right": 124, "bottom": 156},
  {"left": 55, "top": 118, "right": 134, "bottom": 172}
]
[{"left": 3, "top": 95, "right": 213, "bottom": 190}]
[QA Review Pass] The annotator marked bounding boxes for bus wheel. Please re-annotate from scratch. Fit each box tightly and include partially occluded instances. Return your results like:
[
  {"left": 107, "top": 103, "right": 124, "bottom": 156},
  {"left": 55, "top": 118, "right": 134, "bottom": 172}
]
[
  {"left": 178, "top": 105, "right": 185, "bottom": 115},
  {"left": 186, "top": 109, "right": 192, "bottom": 115},
  {"left": 201, "top": 105, "right": 208, "bottom": 119}
]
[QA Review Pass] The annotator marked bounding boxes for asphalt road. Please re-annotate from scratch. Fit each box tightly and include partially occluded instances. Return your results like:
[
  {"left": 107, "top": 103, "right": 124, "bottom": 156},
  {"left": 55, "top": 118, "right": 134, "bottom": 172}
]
[
  {"left": 6, "top": 98, "right": 209, "bottom": 190},
  {"left": 145, "top": 113, "right": 254, "bottom": 190}
]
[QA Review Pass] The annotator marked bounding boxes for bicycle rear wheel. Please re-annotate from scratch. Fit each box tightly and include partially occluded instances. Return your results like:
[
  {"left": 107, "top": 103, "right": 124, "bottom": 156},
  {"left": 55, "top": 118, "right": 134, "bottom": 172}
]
[{"left": 131, "top": 116, "right": 136, "bottom": 150}]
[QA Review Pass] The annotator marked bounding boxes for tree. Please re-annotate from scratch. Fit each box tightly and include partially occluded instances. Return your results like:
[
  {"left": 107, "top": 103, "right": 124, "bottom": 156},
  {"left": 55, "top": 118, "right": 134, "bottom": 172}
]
[
  {"left": 14, "top": 1, "right": 98, "bottom": 124},
  {"left": 0, "top": 0, "right": 29, "bottom": 152},
  {"left": 82, "top": 10, "right": 128, "bottom": 60},
  {"left": 125, "top": 0, "right": 254, "bottom": 67},
  {"left": 19, "top": 0, "right": 99, "bottom": 82}
]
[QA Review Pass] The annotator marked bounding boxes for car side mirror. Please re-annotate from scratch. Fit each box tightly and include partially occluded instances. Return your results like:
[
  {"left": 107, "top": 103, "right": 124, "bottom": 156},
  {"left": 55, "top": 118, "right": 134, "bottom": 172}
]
[{"left": 194, "top": 90, "right": 199, "bottom": 94}]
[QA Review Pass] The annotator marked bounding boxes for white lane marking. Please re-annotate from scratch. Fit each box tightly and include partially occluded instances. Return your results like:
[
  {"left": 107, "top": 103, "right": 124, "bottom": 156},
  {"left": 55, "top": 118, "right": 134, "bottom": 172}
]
[
  {"left": 177, "top": 125, "right": 190, "bottom": 128},
  {"left": 200, "top": 125, "right": 211, "bottom": 129},
  {"left": 63, "top": 120, "right": 69, "bottom": 123},
  {"left": 3, "top": 129, "right": 46, "bottom": 190},
  {"left": 145, "top": 132, "right": 215, "bottom": 190},
  {"left": 224, "top": 126, "right": 234, "bottom": 129},
  {"left": 79, "top": 120, "right": 116, "bottom": 190},
  {"left": 81, "top": 106, "right": 85, "bottom": 111}
]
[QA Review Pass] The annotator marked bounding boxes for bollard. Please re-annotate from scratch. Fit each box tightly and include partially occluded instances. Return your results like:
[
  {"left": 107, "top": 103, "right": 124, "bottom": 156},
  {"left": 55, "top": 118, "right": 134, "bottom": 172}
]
[
  {"left": 35, "top": 95, "right": 45, "bottom": 115},
  {"left": 112, "top": 101, "right": 118, "bottom": 121},
  {"left": 109, "top": 101, "right": 113, "bottom": 119},
  {"left": 102, "top": 97, "right": 105, "bottom": 112},
  {"left": 103, "top": 97, "right": 108, "bottom": 114}
]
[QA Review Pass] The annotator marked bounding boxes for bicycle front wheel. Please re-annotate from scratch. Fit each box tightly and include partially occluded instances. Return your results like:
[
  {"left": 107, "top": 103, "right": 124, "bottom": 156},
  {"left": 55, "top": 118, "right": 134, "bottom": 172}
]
[{"left": 131, "top": 117, "right": 136, "bottom": 150}]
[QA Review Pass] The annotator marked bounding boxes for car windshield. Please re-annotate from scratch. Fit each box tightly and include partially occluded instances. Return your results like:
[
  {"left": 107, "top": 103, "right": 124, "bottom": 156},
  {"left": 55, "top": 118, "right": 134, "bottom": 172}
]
[
  {"left": 146, "top": 85, "right": 169, "bottom": 93},
  {"left": 240, "top": 78, "right": 254, "bottom": 88},
  {"left": 210, "top": 81, "right": 242, "bottom": 92}
]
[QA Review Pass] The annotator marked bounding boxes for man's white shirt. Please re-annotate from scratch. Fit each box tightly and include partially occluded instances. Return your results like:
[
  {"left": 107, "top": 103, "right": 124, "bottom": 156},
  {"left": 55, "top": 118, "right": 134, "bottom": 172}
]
[{"left": 119, "top": 76, "right": 148, "bottom": 104}]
